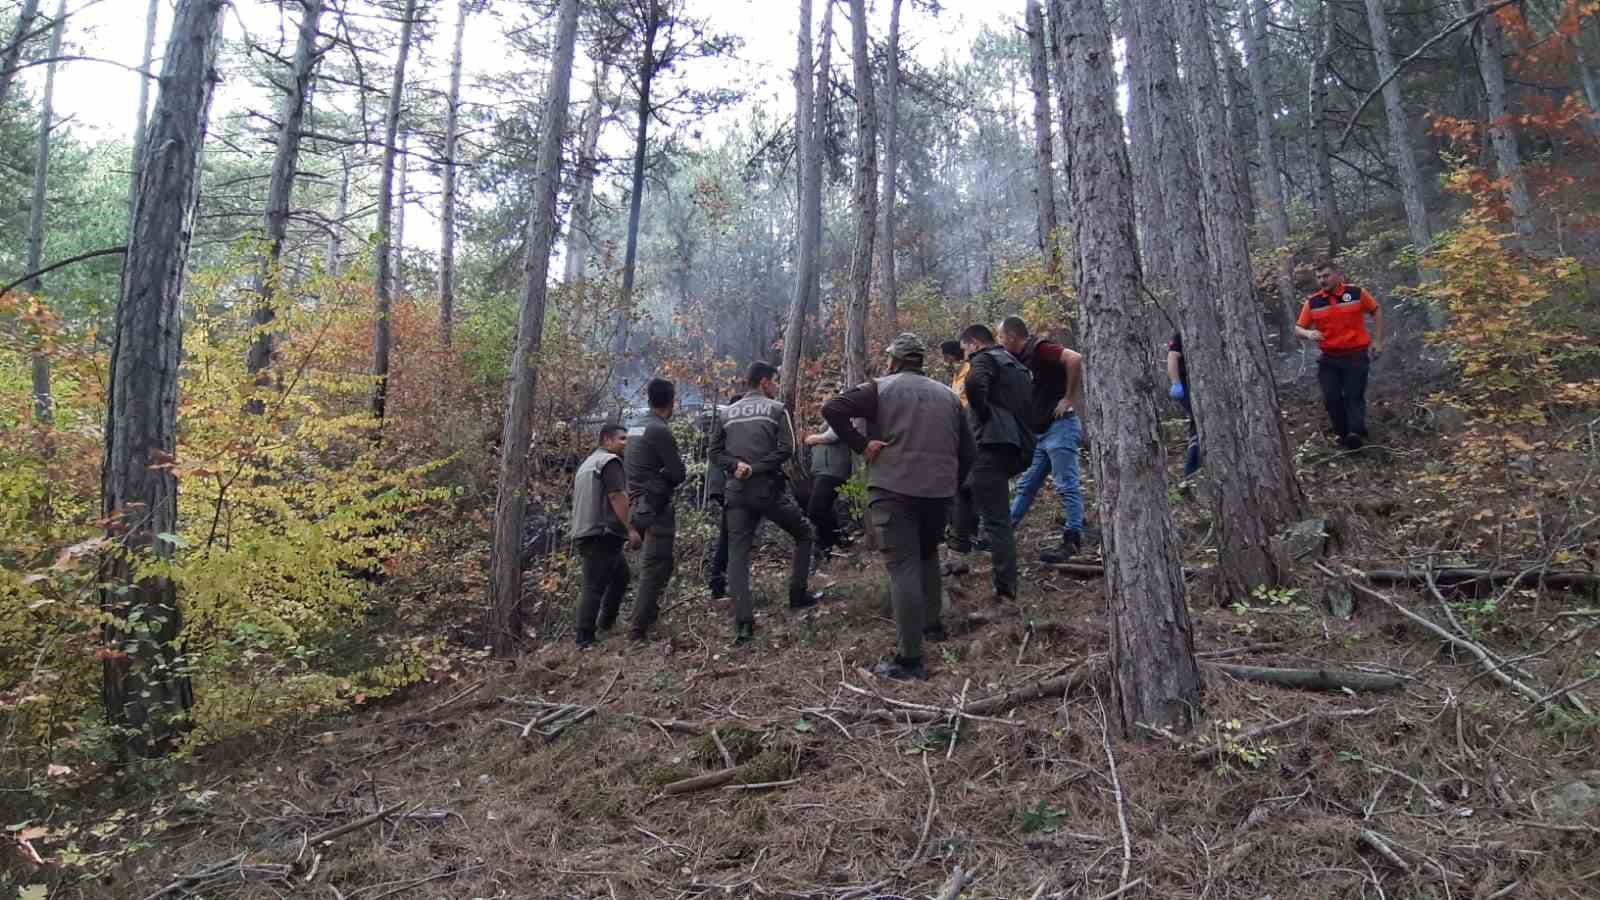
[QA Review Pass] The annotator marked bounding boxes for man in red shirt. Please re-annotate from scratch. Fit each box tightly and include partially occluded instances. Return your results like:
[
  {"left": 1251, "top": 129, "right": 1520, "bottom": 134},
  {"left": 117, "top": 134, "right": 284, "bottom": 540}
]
[{"left": 1296, "top": 260, "right": 1383, "bottom": 450}]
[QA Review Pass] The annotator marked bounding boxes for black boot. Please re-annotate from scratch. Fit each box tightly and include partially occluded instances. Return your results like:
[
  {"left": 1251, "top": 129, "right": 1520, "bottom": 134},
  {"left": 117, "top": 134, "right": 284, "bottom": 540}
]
[
  {"left": 871, "top": 655, "right": 927, "bottom": 681},
  {"left": 708, "top": 577, "right": 727, "bottom": 600},
  {"left": 789, "top": 587, "right": 818, "bottom": 609},
  {"left": 733, "top": 621, "right": 755, "bottom": 644},
  {"left": 575, "top": 630, "right": 596, "bottom": 649},
  {"left": 1040, "top": 528, "right": 1081, "bottom": 565}
]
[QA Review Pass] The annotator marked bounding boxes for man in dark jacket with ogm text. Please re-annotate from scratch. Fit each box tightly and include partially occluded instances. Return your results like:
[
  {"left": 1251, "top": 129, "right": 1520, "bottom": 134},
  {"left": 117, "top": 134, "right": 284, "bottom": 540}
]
[
  {"left": 824, "top": 333, "right": 975, "bottom": 680},
  {"left": 709, "top": 362, "right": 815, "bottom": 643}
]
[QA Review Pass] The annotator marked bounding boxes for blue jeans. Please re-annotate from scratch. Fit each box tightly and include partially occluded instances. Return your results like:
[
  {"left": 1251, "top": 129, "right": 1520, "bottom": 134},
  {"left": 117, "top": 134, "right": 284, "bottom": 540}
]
[{"left": 1009, "top": 415, "right": 1083, "bottom": 533}]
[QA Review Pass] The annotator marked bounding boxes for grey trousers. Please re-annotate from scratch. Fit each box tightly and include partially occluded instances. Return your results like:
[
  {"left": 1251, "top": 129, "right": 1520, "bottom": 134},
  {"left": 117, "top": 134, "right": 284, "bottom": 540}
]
[
  {"left": 727, "top": 482, "right": 813, "bottom": 625},
  {"left": 867, "top": 488, "right": 947, "bottom": 661},
  {"left": 632, "top": 505, "right": 675, "bottom": 632},
  {"left": 964, "top": 447, "right": 1019, "bottom": 597}
]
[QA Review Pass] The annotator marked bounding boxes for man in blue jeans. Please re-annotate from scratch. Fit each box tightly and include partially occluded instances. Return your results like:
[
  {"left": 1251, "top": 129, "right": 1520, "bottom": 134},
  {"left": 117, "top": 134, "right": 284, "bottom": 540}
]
[{"left": 999, "top": 316, "right": 1085, "bottom": 563}]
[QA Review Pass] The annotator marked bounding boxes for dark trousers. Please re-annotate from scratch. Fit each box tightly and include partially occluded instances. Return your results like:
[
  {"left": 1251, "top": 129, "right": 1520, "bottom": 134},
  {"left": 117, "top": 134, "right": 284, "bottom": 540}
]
[
  {"left": 807, "top": 475, "right": 845, "bottom": 552},
  {"left": 1179, "top": 394, "right": 1201, "bottom": 477},
  {"left": 951, "top": 483, "right": 977, "bottom": 548},
  {"left": 1317, "top": 351, "right": 1370, "bottom": 439},
  {"left": 633, "top": 505, "right": 675, "bottom": 633},
  {"left": 958, "top": 448, "right": 1020, "bottom": 597},
  {"left": 867, "top": 489, "right": 947, "bottom": 662},
  {"left": 708, "top": 503, "right": 730, "bottom": 594},
  {"left": 727, "top": 483, "right": 813, "bottom": 625},
  {"left": 575, "top": 535, "right": 630, "bottom": 639}
]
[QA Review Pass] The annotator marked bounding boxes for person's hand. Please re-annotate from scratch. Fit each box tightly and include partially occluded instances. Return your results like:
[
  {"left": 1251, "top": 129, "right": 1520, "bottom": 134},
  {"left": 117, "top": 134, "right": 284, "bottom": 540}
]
[
  {"left": 628, "top": 529, "right": 643, "bottom": 550},
  {"left": 804, "top": 433, "right": 824, "bottom": 447},
  {"left": 1168, "top": 382, "right": 1185, "bottom": 401},
  {"left": 734, "top": 461, "right": 753, "bottom": 480},
  {"left": 1053, "top": 398, "right": 1073, "bottom": 419},
  {"left": 1303, "top": 329, "right": 1324, "bottom": 342},
  {"left": 864, "top": 439, "right": 890, "bottom": 463}
]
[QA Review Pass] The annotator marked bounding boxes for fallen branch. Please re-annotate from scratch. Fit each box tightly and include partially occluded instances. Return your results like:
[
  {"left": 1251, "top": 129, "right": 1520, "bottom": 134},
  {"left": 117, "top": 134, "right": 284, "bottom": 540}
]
[
  {"left": 1188, "top": 708, "right": 1378, "bottom": 764},
  {"left": 1206, "top": 662, "right": 1407, "bottom": 692},
  {"left": 306, "top": 802, "right": 411, "bottom": 845},
  {"left": 661, "top": 766, "right": 740, "bottom": 796},
  {"left": 946, "top": 679, "right": 971, "bottom": 760},
  {"left": 906, "top": 751, "right": 936, "bottom": 870},
  {"left": 622, "top": 713, "right": 706, "bottom": 736},
  {"left": 1356, "top": 828, "right": 1411, "bottom": 872},
  {"left": 725, "top": 778, "right": 799, "bottom": 791},
  {"left": 140, "top": 857, "right": 292, "bottom": 900},
  {"left": 1092, "top": 879, "right": 1148, "bottom": 900},
  {"left": 841, "top": 680, "right": 1026, "bottom": 727},
  {"left": 1096, "top": 691, "right": 1133, "bottom": 892}
]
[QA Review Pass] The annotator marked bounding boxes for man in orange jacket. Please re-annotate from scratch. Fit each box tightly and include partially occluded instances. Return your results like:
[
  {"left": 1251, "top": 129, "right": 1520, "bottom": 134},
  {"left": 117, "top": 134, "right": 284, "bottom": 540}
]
[{"left": 1296, "top": 260, "right": 1383, "bottom": 450}]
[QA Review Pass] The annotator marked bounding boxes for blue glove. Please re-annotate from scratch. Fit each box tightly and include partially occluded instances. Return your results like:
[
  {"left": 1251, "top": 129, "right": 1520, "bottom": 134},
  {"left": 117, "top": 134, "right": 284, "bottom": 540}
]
[{"left": 1169, "top": 382, "right": 1185, "bottom": 401}]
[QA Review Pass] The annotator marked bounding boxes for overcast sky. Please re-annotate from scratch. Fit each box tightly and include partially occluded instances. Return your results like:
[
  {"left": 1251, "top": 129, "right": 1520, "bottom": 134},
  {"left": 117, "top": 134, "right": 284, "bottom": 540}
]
[{"left": 37, "top": 0, "right": 1015, "bottom": 250}]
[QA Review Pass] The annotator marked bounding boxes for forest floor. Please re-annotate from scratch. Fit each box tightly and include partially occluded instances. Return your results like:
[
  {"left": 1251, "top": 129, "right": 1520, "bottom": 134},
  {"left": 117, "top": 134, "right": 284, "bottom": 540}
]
[{"left": 12, "top": 352, "right": 1600, "bottom": 900}]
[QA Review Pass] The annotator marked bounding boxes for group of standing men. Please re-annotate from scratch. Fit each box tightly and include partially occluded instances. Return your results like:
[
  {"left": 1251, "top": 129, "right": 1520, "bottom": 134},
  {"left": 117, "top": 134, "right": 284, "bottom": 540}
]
[{"left": 566, "top": 315, "right": 1091, "bottom": 681}]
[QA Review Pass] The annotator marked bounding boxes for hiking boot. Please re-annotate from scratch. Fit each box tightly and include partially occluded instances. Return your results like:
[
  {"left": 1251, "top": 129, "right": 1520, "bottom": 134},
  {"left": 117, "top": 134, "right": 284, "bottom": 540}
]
[
  {"left": 870, "top": 656, "right": 927, "bottom": 681},
  {"left": 993, "top": 591, "right": 1017, "bottom": 605},
  {"left": 733, "top": 621, "right": 755, "bottom": 644},
  {"left": 575, "top": 631, "right": 596, "bottom": 649},
  {"left": 1040, "top": 529, "right": 1082, "bottom": 565},
  {"left": 923, "top": 623, "right": 948, "bottom": 643},
  {"left": 708, "top": 578, "right": 728, "bottom": 601},
  {"left": 789, "top": 588, "right": 819, "bottom": 610},
  {"left": 1340, "top": 433, "right": 1366, "bottom": 451}
]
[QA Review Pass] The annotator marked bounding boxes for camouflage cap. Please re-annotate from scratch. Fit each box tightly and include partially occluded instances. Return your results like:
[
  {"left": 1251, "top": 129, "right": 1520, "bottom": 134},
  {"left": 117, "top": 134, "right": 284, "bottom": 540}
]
[{"left": 885, "top": 332, "right": 928, "bottom": 360}]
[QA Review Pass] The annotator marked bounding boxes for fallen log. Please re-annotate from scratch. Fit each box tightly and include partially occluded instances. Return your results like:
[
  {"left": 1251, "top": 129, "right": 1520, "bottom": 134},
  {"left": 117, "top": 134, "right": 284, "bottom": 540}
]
[
  {"left": 1206, "top": 662, "right": 1407, "bottom": 692},
  {"left": 1362, "top": 567, "right": 1600, "bottom": 595}
]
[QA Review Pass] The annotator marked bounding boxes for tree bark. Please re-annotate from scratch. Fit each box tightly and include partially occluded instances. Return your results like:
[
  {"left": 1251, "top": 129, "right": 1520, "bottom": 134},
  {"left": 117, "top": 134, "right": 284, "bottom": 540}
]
[
  {"left": 1215, "top": 24, "right": 1257, "bottom": 229},
  {"left": 439, "top": 0, "right": 468, "bottom": 345},
  {"left": 1240, "top": 0, "right": 1298, "bottom": 351},
  {"left": 877, "top": 0, "right": 902, "bottom": 332},
  {"left": 101, "top": 0, "right": 224, "bottom": 756},
  {"left": 1363, "top": 0, "right": 1432, "bottom": 259},
  {"left": 1174, "top": 0, "right": 1306, "bottom": 535},
  {"left": 0, "top": 0, "right": 40, "bottom": 116},
  {"left": 1055, "top": 0, "right": 1202, "bottom": 736},
  {"left": 1025, "top": 0, "right": 1060, "bottom": 282},
  {"left": 486, "top": 0, "right": 580, "bottom": 658},
  {"left": 24, "top": 0, "right": 63, "bottom": 425},
  {"left": 780, "top": 0, "right": 826, "bottom": 413},
  {"left": 1462, "top": 0, "right": 1534, "bottom": 236},
  {"left": 617, "top": 0, "right": 661, "bottom": 356},
  {"left": 128, "top": 0, "right": 160, "bottom": 224},
  {"left": 393, "top": 131, "right": 407, "bottom": 296},
  {"left": 1121, "top": 0, "right": 1171, "bottom": 304},
  {"left": 248, "top": 0, "right": 324, "bottom": 377},
  {"left": 1127, "top": 0, "right": 1287, "bottom": 595},
  {"left": 565, "top": 59, "right": 610, "bottom": 284},
  {"left": 370, "top": 0, "right": 417, "bottom": 421},
  {"left": 1308, "top": 2, "right": 1344, "bottom": 256},
  {"left": 844, "top": 0, "right": 876, "bottom": 389}
]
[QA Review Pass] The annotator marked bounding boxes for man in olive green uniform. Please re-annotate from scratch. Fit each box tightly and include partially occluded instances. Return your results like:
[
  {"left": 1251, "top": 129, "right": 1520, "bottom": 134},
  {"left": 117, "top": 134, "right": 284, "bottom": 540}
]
[
  {"left": 710, "top": 362, "right": 815, "bottom": 643},
  {"left": 957, "top": 324, "right": 1034, "bottom": 602},
  {"left": 823, "top": 334, "right": 975, "bottom": 680},
  {"left": 803, "top": 414, "right": 853, "bottom": 564},
  {"left": 624, "top": 378, "right": 686, "bottom": 641},
  {"left": 569, "top": 424, "right": 642, "bottom": 647}
]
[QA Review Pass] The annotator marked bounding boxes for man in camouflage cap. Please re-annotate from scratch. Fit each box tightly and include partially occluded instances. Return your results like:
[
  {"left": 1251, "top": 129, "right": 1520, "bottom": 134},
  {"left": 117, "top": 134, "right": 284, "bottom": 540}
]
[{"left": 823, "top": 333, "right": 975, "bottom": 680}]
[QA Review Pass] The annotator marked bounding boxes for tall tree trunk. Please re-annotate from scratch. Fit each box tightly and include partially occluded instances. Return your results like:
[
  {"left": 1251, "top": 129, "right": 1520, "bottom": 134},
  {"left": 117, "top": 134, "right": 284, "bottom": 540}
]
[
  {"left": 1055, "top": 0, "right": 1201, "bottom": 737},
  {"left": 617, "top": 0, "right": 661, "bottom": 356},
  {"left": 393, "top": 132, "right": 408, "bottom": 296},
  {"left": 1462, "top": 0, "right": 1534, "bottom": 236},
  {"left": 1121, "top": 0, "right": 1171, "bottom": 304},
  {"left": 1214, "top": 29, "right": 1257, "bottom": 229},
  {"left": 0, "top": 0, "right": 40, "bottom": 116},
  {"left": 102, "top": 0, "right": 224, "bottom": 756},
  {"left": 1363, "top": 0, "right": 1432, "bottom": 259},
  {"left": 1174, "top": 0, "right": 1306, "bottom": 534},
  {"left": 780, "top": 0, "right": 821, "bottom": 413},
  {"left": 486, "top": 0, "right": 579, "bottom": 658},
  {"left": 1308, "top": 2, "right": 1344, "bottom": 256},
  {"left": 877, "top": 0, "right": 902, "bottom": 332},
  {"left": 1129, "top": 0, "right": 1287, "bottom": 595},
  {"left": 565, "top": 59, "right": 609, "bottom": 284},
  {"left": 1025, "top": 0, "right": 1061, "bottom": 281},
  {"left": 326, "top": 152, "right": 348, "bottom": 275},
  {"left": 24, "top": 0, "right": 63, "bottom": 425},
  {"left": 439, "top": 0, "right": 468, "bottom": 345},
  {"left": 128, "top": 0, "right": 160, "bottom": 224},
  {"left": 370, "top": 0, "right": 417, "bottom": 421},
  {"left": 248, "top": 0, "right": 324, "bottom": 377},
  {"left": 1240, "top": 0, "right": 1298, "bottom": 350},
  {"left": 844, "top": 0, "right": 876, "bottom": 389},
  {"left": 1574, "top": 22, "right": 1600, "bottom": 138}
]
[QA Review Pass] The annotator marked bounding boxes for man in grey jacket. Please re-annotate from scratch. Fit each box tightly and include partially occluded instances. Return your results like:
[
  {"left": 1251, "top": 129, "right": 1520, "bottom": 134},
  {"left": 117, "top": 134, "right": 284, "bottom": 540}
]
[
  {"left": 957, "top": 324, "right": 1034, "bottom": 602},
  {"left": 569, "top": 424, "right": 643, "bottom": 647},
  {"left": 625, "top": 378, "right": 686, "bottom": 641},
  {"left": 823, "top": 333, "right": 976, "bottom": 680},
  {"left": 709, "top": 361, "right": 815, "bottom": 643}
]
